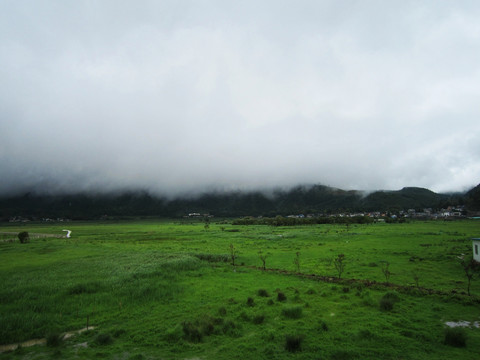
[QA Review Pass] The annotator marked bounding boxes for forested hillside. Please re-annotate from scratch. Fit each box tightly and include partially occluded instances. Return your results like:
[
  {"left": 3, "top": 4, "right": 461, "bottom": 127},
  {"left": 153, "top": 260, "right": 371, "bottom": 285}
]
[{"left": 0, "top": 183, "right": 474, "bottom": 220}]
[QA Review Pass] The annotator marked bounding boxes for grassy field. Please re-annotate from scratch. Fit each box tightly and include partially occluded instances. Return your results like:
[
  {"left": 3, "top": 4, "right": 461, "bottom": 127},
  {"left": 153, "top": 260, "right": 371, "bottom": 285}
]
[{"left": 1, "top": 219, "right": 480, "bottom": 359}]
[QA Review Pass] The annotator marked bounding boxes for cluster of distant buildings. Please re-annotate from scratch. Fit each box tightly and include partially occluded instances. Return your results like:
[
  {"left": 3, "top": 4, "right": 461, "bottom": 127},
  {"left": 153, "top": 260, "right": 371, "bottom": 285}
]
[
  {"left": 282, "top": 205, "right": 468, "bottom": 220},
  {"left": 8, "top": 217, "right": 71, "bottom": 223}
]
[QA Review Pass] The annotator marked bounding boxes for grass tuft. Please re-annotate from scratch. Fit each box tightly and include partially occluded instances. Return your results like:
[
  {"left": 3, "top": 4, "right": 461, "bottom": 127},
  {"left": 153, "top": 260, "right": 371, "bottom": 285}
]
[
  {"left": 252, "top": 314, "right": 265, "bottom": 324},
  {"left": 257, "top": 289, "right": 269, "bottom": 297},
  {"left": 285, "top": 334, "right": 304, "bottom": 352},
  {"left": 282, "top": 305, "right": 303, "bottom": 319},
  {"left": 379, "top": 292, "right": 400, "bottom": 311},
  {"left": 46, "top": 332, "right": 62, "bottom": 347},
  {"left": 95, "top": 333, "right": 114, "bottom": 345},
  {"left": 444, "top": 327, "right": 467, "bottom": 347}
]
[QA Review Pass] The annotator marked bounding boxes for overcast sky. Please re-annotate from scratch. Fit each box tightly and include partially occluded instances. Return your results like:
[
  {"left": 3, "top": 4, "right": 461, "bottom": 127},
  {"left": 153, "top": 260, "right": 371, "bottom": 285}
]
[{"left": 1, "top": 0, "right": 479, "bottom": 196}]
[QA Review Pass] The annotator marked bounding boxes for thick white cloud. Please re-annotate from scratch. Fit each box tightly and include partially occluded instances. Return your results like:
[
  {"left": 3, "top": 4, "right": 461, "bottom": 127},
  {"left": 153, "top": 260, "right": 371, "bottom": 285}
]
[{"left": 1, "top": 0, "right": 479, "bottom": 196}]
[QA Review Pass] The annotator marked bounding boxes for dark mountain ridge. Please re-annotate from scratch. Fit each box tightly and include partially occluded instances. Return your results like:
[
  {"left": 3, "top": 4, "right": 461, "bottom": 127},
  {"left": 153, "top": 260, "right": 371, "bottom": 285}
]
[{"left": 0, "top": 183, "right": 477, "bottom": 221}]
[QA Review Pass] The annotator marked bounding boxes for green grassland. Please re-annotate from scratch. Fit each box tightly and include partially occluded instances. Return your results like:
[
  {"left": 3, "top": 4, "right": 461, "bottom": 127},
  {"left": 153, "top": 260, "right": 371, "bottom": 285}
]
[{"left": 1, "top": 219, "right": 480, "bottom": 359}]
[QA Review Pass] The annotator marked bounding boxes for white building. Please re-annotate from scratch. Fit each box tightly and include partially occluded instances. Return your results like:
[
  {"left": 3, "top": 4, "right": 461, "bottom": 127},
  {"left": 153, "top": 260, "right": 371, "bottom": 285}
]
[{"left": 473, "top": 238, "right": 480, "bottom": 263}]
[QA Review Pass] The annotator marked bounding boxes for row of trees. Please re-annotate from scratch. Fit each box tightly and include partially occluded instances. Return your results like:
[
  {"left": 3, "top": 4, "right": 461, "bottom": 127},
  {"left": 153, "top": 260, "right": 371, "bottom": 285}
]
[
  {"left": 227, "top": 244, "right": 479, "bottom": 296},
  {"left": 232, "top": 215, "right": 378, "bottom": 226}
]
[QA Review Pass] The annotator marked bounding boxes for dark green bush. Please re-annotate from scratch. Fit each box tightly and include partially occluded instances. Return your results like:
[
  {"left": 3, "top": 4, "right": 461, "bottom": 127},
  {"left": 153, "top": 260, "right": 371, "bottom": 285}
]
[
  {"left": 222, "top": 320, "right": 240, "bottom": 336},
  {"left": 68, "top": 282, "right": 102, "bottom": 295},
  {"left": 46, "top": 333, "right": 62, "bottom": 347},
  {"left": 379, "top": 297, "right": 394, "bottom": 311},
  {"left": 246, "top": 297, "right": 255, "bottom": 307},
  {"left": 257, "top": 289, "right": 269, "bottom": 297},
  {"left": 379, "top": 292, "right": 400, "bottom": 311},
  {"left": 282, "top": 306, "right": 303, "bottom": 319},
  {"left": 18, "top": 231, "right": 29, "bottom": 244},
  {"left": 277, "top": 292, "right": 287, "bottom": 302},
  {"left": 193, "top": 253, "right": 230, "bottom": 263},
  {"left": 239, "top": 311, "right": 250, "bottom": 321},
  {"left": 285, "top": 334, "right": 304, "bottom": 352},
  {"left": 331, "top": 350, "right": 354, "bottom": 359},
  {"left": 218, "top": 306, "right": 227, "bottom": 316},
  {"left": 113, "top": 329, "right": 126, "bottom": 338},
  {"left": 95, "top": 333, "right": 113, "bottom": 345},
  {"left": 182, "top": 322, "right": 203, "bottom": 343},
  {"left": 444, "top": 327, "right": 467, "bottom": 347},
  {"left": 318, "top": 320, "right": 329, "bottom": 331},
  {"left": 252, "top": 314, "right": 265, "bottom": 324}
]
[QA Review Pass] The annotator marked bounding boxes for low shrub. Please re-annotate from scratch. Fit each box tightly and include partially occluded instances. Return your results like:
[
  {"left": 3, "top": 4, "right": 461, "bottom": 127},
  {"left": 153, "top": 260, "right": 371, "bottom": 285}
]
[
  {"left": 277, "top": 292, "right": 287, "bottom": 302},
  {"left": 239, "top": 311, "right": 250, "bottom": 321},
  {"left": 218, "top": 306, "right": 227, "bottom": 316},
  {"left": 285, "top": 334, "right": 304, "bottom": 352},
  {"left": 444, "top": 327, "right": 467, "bottom": 347},
  {"left": 222, "top": 320, "right": 240, "bottom": 337},
  {"left": 95, "top": 333, "right": 113, "bottom": 345},
  {"left": 113, "top": 329, "right": 126, "bottom": 338},
  {"left": 357, "top": 329, "right": 375, "bottom": 339},
  {"left": 282, "top": 306, "right": 303, "bottom": 319},
  {"left": 318, "top": 320, "right": 329, "bottom": 331},
  {"left": 182, "top": 316, "right": 220, "bottom": 342},
  {"left": 68, "top": 282, "right": 102, "bottom": 295},
  {"left": 246, "top": 297, "right": 255, "bottom": 307},
  {"left": 267, "top": 299, "right": 274, "bottom": 305},
  {"left": 18, "top": 231, "right": 29, "bottom": 244},
  {"left": 379, "top": 297, "right": 394, "bottom": 311},
  {"left": 331, "top": 350, "right": 353, "bottom": 359},
  {"left": 379, "top": 292, "right": 400, "bottom": 311},
  {"left": 252, "top": 314, "right": 265, "bottom": 324},
  {"left": 182, "top": 322, "right": 203, "bottom": 343},
  {"left": 46, "top": 333, "right": 62, "bottom": 347},
  {"left": 193, "top": 253, "right": 230, "bottom": 263},
  {"left": 257, "top": 289, "right": 269, "bottom": 297},
  {"left": 306, "top": 288, "right": 316, "bottom": 295}
]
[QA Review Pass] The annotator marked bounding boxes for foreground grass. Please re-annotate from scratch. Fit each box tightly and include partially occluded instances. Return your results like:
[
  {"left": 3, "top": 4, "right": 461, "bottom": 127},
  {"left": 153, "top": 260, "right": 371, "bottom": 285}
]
[{"left": 1, "top": 220, "right": 480, "bottom": 359}]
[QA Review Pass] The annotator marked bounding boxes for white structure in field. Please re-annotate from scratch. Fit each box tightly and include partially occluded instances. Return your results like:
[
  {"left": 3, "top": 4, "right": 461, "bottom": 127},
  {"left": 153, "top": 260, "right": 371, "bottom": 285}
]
[
  {"left": 63, "top": 229, "right": 72, "bottom": 238},
  {"left": 473, "top": 238, "right": 480, "bottom": 263}
]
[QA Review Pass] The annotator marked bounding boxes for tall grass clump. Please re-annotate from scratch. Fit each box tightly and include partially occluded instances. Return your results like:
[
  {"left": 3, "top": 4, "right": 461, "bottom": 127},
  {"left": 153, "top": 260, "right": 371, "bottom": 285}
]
[
  {"left": 182, "top": 321, "right": 203, "bottom": 343},
  {"left": 285, "top": 334, "right": 304, "bottom": 352},
  {"left": 379, "top": 292, "right": 400, "bottom": 311},
  {"left": 95, "top": 333, "right": 114, "bottom": 345},
  {"left": 277, "top": 291, "right": 287, "bottom": 302},
  {"left": 282, "top": 305, "right": 303, "bottom": 319},
  {"left": 444, "top": 327, "right": 467, "bottom": 347},
  {"left": 252, "top": 314, "right": 265, "bottom": 324},
  {"left": 18, "top": 231, "right": 30, "bottom": 244},
  {"left": 257, "top": 289, "right": 269, "bottom": 297},
  {"left": 46, "top": 333, "right": 62, "bottom": 347}
]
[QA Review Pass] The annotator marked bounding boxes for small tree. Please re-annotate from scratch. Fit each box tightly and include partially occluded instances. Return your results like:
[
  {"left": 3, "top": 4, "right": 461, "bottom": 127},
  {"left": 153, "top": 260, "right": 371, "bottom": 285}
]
[
  {"left": 203, "top": 217, "right": 210, "bottom": 231},
  {"left": 333, "top": 254, "right": 345, "bottom": 279},
  {"left": 459, "top": 256, "right": 479, "bottom": 296},
  {"left": 18, "top": 231, "right": 29, "bottom": 244},
  {"left": 229, "top": 243, "right": 237, "bottom": 266},
  {"left": 412, "top": 271, "right": 420, "bottom": 288},
  {"left": 259, "top": 250, "right": 268, "bottom": 270},
  {"left": 380, "top": 261, "right": 391, "bottom": 283},
  {"left": 293, "top": 252, "right": 301, "bottom": 272}
]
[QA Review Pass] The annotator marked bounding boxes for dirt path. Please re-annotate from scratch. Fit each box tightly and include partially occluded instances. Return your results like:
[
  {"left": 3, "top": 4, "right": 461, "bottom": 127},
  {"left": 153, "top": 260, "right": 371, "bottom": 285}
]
[
  {"left": 0, "top": 232, "right": 67, "bottom": 242},
  {"left": 0, "top": 326, "right": 95, "bottom": 353}
]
